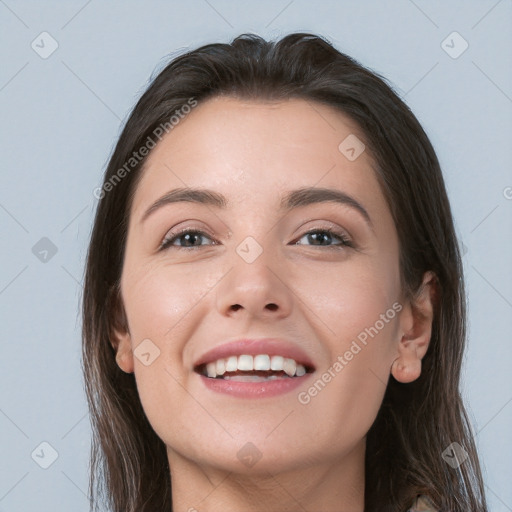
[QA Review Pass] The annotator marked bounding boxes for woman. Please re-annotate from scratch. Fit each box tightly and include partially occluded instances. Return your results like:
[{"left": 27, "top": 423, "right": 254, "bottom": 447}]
[{"left": 82, "top": 33, "right": 488, "bottom": 511}]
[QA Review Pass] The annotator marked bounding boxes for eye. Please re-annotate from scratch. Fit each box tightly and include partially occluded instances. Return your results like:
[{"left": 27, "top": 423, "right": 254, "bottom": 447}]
[
  {"left": 159, "top": 229, "right": 216, "bottom": 250},
  {"left": 293, "top": 228, "right": 353, "bottom": 248},
  {"left": 159, "top": 227, "right": 352, "bottom": 251}
]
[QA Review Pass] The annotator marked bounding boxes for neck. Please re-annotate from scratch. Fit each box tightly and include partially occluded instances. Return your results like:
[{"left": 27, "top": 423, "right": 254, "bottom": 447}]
[{"left": 167, "top": 440, "right": 366, "bottom": 512}]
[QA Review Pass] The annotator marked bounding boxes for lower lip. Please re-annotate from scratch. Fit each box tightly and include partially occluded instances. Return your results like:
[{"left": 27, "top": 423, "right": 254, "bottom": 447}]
[{"left": 198, "top": 373, "right": 312, "bottom": 398}]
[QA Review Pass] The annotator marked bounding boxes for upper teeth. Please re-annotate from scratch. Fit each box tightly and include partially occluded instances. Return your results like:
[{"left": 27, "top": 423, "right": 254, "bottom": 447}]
[{"left": 204, "top": 354, "right": 307, "bottom": 378}]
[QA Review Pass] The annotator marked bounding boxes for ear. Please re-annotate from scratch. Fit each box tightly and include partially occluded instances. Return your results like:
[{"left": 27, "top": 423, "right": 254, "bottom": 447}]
[
  {"left": 108, "top": 285, "right": 134, "bottom": 374},
  {"left": 391, "top": 271, "right": 437, "bottom": 383},
  {"left": 112, "top": 329, "right": 134, "bottom": 374}
]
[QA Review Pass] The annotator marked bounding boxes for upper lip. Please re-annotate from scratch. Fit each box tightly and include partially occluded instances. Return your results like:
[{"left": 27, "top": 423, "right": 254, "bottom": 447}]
[{"left": 193, "top": 338, "right": 316, "bottom": 371}]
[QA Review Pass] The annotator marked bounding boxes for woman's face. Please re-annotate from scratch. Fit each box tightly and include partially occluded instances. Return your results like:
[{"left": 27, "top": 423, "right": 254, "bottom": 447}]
[{"left": 114, "top": 96, "right": 407, "bottom": 475}]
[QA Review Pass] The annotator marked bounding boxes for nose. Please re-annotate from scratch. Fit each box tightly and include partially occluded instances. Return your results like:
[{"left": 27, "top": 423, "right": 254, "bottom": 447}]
[{"left": 215, "top": 245, "right": 293, "bottom": 321}]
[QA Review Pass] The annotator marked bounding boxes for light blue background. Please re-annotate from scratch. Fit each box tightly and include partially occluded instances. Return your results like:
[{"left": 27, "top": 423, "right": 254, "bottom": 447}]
[{"left": 1, "top": 1, "right": 511, "bottom": 511}]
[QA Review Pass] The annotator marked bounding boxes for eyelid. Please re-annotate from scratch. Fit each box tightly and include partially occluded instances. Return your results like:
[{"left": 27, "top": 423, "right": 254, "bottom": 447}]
[
  {"left": 293, "top": 227, "right": 354, "bottom": 248},
  {"left": 159, "top": 227, "right": 217, "bottom": 250},
  {"left": 159, "top": 228, "right": 354, "bottom": 253},
  {"left": 291, "top": 218, "right": 353, "bottom": 241}
]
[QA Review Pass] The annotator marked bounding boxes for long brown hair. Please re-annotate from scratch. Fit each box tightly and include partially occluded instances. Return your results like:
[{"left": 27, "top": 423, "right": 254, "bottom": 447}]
[{"left": 82, "top": 32, "right": 488, "bottom": 511}]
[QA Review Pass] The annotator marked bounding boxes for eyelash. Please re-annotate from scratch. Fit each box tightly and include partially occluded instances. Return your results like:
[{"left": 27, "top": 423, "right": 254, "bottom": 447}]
[{"left": 158, "top": 227, "right": 354, "bottom": 251}]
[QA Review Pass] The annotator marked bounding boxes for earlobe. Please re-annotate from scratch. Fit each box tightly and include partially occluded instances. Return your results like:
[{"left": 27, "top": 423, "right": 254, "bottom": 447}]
[
  {"left": 108, "top": 284, "right": 134, "bottom": 374},
  {"left": 114, "top": 333, "right": 135, "bottom": 374},
  {"left": 391, "top": 346, "right": 422, "bottom": 383},
  {"left": 391, "top": 271, "right": 437, "bottom": 383}
]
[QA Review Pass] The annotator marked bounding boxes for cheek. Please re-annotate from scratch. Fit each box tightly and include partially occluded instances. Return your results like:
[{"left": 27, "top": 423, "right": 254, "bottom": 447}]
[
  {"left": 295, "top": 253, "right": 401, "bottom": 350},
  {"left": 120, "top": 264, "right": 217, "bottom": 441},
  {"left": 123, "top": 262, "right": 220, "bottom": 343},
  {"left": 120, "top": 261, "right": 227, "bottom": 403},
  {"left": 292, "top": 263, "right": 400, "bottom": 452}
]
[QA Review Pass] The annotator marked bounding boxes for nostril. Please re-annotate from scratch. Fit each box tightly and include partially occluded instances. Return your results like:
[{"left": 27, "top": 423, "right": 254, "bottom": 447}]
[
  {"left": 230, "top": 304, "right": 242, "bottom": 311},
  {"left": 266, "top": 303, "right": 278, "bottom": 311}
]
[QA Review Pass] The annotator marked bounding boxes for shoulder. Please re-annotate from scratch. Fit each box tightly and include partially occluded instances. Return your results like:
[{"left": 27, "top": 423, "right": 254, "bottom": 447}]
[{"left": 408, "top": 495, "right": 438, "bottom": 511}]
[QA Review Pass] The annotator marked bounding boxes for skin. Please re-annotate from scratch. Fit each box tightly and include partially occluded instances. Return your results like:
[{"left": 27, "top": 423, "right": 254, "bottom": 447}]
[{"left": 112, "top": 97, "right": 435, "bottom": 512}]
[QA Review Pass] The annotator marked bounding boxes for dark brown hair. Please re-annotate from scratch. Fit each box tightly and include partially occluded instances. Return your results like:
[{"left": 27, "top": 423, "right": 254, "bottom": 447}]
[{"left": 82, "top": 32, "right": 488, "bottom": 511}]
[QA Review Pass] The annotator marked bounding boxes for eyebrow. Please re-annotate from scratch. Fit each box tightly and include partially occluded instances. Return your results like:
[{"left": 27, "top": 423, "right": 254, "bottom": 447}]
[
  {"left": 141, "top": 188, "right": 227, "bottom": 223},
  {"left": 140, "top": 186, "right": 373, "bottom": 229}
]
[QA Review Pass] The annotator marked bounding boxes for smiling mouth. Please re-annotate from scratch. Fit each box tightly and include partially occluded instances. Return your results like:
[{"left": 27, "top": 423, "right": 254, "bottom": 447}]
[{"left": 194, "top": 354, "right": 315, "bottom": 381}]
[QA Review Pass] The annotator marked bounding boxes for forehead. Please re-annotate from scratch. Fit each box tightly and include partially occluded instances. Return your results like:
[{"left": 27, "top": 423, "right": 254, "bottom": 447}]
[{"left": 130, "top": 96, "right": 385, "bottom": 217}]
